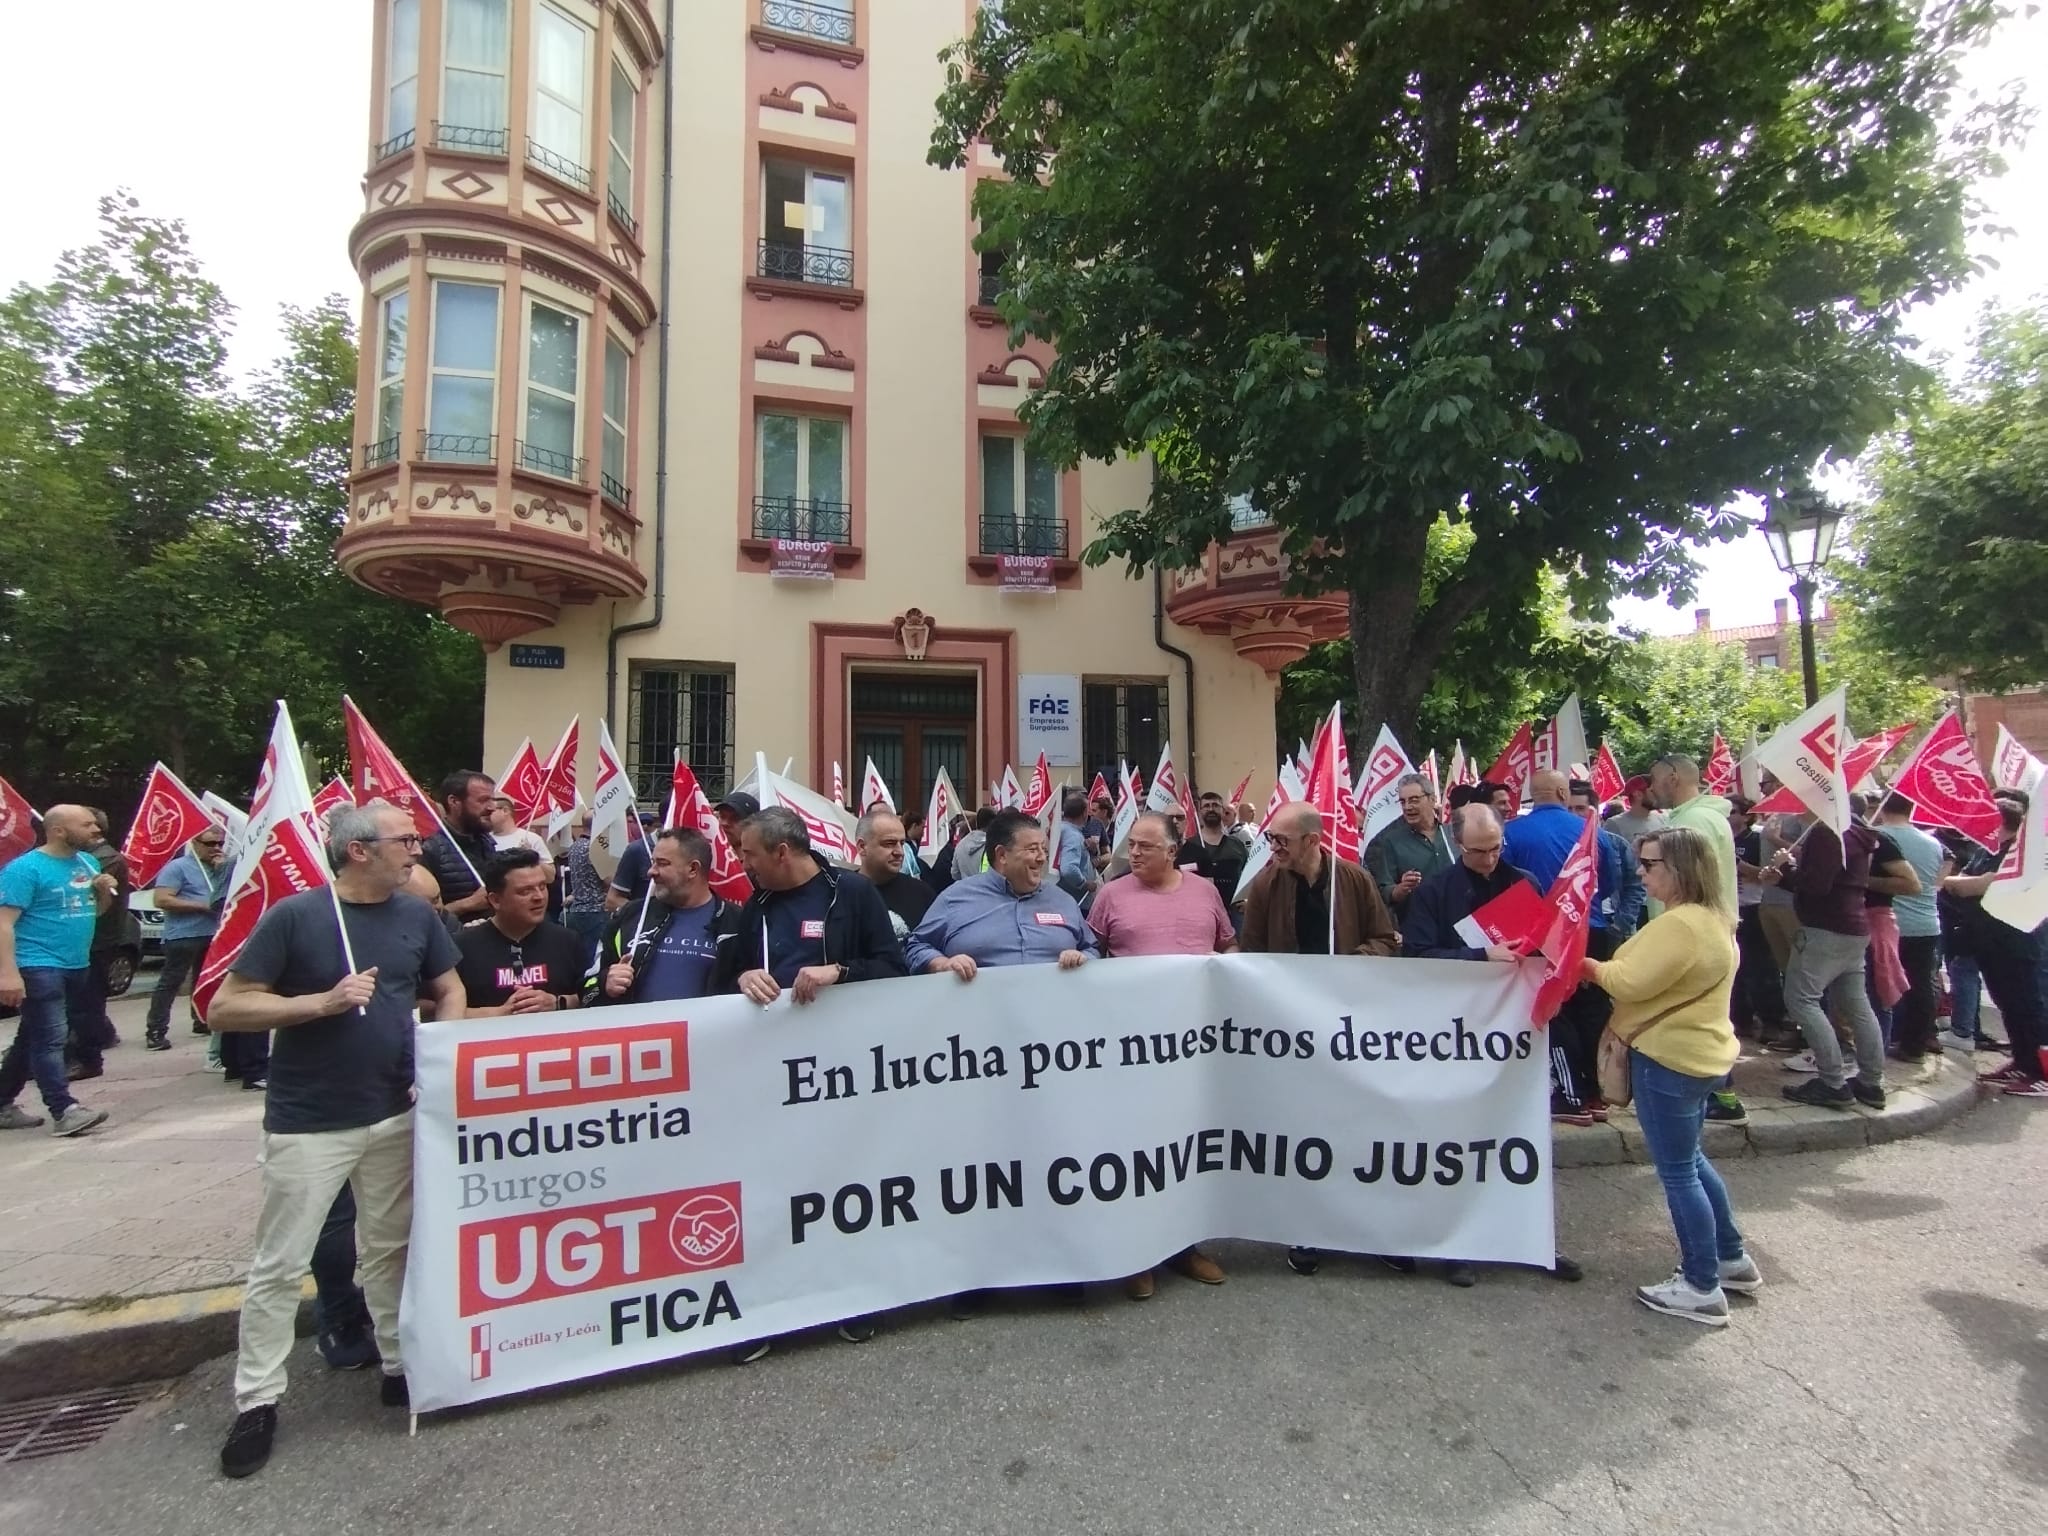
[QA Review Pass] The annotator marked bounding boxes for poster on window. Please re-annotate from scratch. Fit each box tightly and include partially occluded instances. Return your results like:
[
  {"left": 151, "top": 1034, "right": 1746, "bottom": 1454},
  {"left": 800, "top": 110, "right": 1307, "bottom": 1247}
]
[
  {"left": 771, "top": 539, "right": 835, "bottom": 581},
  {"left": 997, "top": 555, "right": 1056, "bottom": 593}
]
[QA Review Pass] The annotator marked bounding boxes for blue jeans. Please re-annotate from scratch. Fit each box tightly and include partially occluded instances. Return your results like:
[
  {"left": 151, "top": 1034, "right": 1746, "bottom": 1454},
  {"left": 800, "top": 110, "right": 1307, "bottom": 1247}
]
[
  {"left": 1631, "top": 1052, "right": 1746, "bottom": 1292},
  {"left": 0, "top": 966, "right": 87, "bottom": 1117},
  {"left": 1947, "top": 955, "right": 1982, "bottom": 1039}
]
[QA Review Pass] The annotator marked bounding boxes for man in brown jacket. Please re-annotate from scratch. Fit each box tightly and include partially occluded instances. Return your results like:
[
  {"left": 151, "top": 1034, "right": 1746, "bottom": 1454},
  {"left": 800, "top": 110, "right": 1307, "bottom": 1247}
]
[{"left": 1240, "top": 804, "right": 1399, "bottom": 958}]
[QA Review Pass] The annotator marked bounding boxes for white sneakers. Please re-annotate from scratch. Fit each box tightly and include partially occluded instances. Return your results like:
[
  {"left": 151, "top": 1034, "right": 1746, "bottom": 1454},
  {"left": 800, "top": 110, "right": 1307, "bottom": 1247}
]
[
  {"left": 1782, "top": 1051, "right": 1819, "bottom": 1074},
  {"left": 0, "top": 1104, "right": 45, "bottom": 1130},
  {"left": 1717, "top": 1254, "right": 1765, "bottom": 1294},
  {"left": 51, "top": 1104, "right": 108, "bottom": 1137},
  {"left": 1636, "top": 1275, "right": 1731, "bottom": 1327}
]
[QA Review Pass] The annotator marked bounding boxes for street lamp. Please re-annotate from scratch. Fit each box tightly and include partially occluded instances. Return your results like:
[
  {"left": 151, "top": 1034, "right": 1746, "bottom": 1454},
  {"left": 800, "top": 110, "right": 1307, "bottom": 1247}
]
[{"left": 1758, "top": 484, "right": 1844, "bottom": 707}]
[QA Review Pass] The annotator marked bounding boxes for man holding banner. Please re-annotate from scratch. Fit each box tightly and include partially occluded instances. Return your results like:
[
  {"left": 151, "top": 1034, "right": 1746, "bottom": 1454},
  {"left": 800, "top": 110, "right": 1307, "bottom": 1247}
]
[{"left": 212, "top": 802, "right": 465, "bottom": 1480}]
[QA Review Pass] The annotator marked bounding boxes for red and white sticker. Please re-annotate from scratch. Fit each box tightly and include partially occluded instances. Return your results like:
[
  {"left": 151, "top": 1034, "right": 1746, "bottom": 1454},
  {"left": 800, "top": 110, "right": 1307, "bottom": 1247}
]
[
  {"left": 1033, "top": 911, "right": 1067, "bottom": 926},
  {"left": 800, "top": 919, "right": 825, "bottom": 939}
]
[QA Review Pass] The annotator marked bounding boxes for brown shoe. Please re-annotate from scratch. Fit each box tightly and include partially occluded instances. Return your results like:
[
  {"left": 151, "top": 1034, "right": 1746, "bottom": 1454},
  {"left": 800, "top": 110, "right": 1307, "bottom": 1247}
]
[
  {"left": 1170, "top": 1247, "right": 1226, "bottom": 1285},
  {"left": 1124, "top": 1270, "right": 1155, "bottom": 1301}
]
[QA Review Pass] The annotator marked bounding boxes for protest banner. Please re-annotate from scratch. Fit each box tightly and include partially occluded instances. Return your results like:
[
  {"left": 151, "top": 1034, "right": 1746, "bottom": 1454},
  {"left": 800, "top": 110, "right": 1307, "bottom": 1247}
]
[{"left": 400, "top": 953, "right": 1552, "bottom": 1412}]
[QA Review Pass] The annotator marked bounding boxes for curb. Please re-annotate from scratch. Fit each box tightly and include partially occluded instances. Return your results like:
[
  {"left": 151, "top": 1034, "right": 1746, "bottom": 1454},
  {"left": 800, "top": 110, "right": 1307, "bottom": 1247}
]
[
  {"left": 0, "top": 1281, "right": 317, "bottom": 1406},
  {"left": 0, "top": 1053, "right": 1991, "bottom": 1401},
  {"left": 1554, "top": 1049, "right": 1987, "bottom": 1168}
]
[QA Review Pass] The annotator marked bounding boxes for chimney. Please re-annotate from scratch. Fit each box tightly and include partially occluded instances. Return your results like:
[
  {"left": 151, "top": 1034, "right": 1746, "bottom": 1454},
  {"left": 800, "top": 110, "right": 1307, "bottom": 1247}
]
[
  {"left": 1694, "top": 608, "right": 1711, "bottom": 632},
  {"left": 1774, "top": 598, "right": 1788, "bottom": 627}
]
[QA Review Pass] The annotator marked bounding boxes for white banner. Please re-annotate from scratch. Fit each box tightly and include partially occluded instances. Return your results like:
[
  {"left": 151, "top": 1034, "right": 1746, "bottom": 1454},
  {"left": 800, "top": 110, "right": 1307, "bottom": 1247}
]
[{"left": 400, "top": 956, "right": 1553, "bottom": 1412}]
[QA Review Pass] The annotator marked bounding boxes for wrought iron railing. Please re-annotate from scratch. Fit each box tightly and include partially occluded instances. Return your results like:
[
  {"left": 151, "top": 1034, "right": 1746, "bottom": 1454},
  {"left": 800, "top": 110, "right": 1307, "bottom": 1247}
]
[
  {"left": 980, "top": 517, "right": 1068, "bottom": 558},
  {"left": 418, "top": 431, "right": 496, "bottom": 465},
  {"left": 373, "top": 127, "right": 416, "bottom": 162},
  {"left": 362, "top": 434, "right": 401, "bottom": 469},
  {"left": 600, "top": 469, "right": 632, "bottom": 507},
  {"left": 753, "top": 495, "right": 852, "bottom": 543},
  {"left": 976, "top": 269, "right": 1005, "bottom": 306},
  {"left": 1226, "top": 493, "right": 1269, "bottom": 530},
  {"left": 759, "top": 0, "right": 855, "bottom": 45},
  {"left": 516, "top": 439, "right": 586, "bottom": 482},
  {"left": 606, "top": 188, "right": 638, "bottom": 240},
  {"left": 756, "top": 238, "right": 855, "bottom": 289},
  {"left": 433, "top": 121, "right": 508, "bottom": 154},
  {"left": 526, "top": 138, "right": 592, "bottom": 192}
]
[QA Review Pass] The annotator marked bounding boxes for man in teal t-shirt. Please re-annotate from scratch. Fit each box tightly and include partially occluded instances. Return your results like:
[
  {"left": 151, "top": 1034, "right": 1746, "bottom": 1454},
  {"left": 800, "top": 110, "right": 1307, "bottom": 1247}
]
[{"left": 0, "top": 804, "right": 116, "bottom": 1135}]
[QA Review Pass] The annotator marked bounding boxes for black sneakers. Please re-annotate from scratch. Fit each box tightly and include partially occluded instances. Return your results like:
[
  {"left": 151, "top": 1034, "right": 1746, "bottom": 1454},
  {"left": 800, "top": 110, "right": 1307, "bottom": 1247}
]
[
  {"left": 379, "top": 1372, "right": 408, "bottom": 1408},
  {"left": 219, "top": 1406, "right": 276, "bottom": 1479},
  {"left": 1782, "top": 1077, "right": 1853, "bottom": 1109},
  {"left": 1286, "top": 1247, "right": 1322, "bottom": 1276},
  {"left": 1848, "top": 1077, "right": 1887, "bottom": 1110}
]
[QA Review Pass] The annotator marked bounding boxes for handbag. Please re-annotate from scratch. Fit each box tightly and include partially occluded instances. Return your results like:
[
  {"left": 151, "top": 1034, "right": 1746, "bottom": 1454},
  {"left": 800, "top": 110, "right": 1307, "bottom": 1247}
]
[{"left": 1595, "top": 977, "right": 1723, "bottom": 1109}]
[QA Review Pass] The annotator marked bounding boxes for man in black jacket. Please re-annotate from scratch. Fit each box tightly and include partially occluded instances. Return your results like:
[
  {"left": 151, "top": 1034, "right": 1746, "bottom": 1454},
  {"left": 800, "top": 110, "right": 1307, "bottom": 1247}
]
[
  {"left": 585, "top": 828, "right": 743, "bottom": 1006},
  {"left": 1402, "top": 805, "right": 1540, "bottom": 962},
  {"left": 419, "top": 771, "right": 496, "bottom": 922},
  {"left": 722, "top": 807, "right": 906, "bottom": 1004}
]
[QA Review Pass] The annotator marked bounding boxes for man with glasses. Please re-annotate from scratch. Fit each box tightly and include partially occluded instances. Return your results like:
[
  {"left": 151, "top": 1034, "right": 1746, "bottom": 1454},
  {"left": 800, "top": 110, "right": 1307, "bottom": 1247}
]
[
  {"left": 1239, "top": 803, "right": 1400, "bottom": 959},
  {"left": 455, "top": 850, "right": 587, "bottom": 1014},
  {"left": 143, "top": 827, "right": 230, "bottom": 1050},
  {"left": 211, "top": 801, "right": 464, "bottom": 1480},
  {"left": 1367, "top": 773, "right": 1456, "bottom": 912}
]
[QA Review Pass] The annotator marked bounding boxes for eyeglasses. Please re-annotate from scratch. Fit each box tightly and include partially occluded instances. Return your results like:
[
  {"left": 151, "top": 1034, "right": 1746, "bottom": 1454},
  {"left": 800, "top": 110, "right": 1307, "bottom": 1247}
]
[
  {"left": 195, "top": 839, "right": 223, "bottom": 849},
  {"left": 359, "top": 834, "right": 424, "bottom": 849},
  {"left": 1638, "top": 856, "right": 1665, "bottom": 868}
]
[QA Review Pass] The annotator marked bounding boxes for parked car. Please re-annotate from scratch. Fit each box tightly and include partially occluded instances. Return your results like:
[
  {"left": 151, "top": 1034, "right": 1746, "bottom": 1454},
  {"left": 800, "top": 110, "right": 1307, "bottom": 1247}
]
[
  {"left": 99, "top": 897, "right": 146, "bottom": 997},
  {"left": 130, "top": 888, "right": 166, "bottom": 959}
]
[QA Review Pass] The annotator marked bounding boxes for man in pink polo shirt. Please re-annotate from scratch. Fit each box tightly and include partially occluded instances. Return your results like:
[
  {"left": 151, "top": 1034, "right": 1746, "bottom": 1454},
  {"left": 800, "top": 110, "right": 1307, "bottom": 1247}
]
[{"left": 1087, "top": 811, "right": 1238, "bottom": 1299}]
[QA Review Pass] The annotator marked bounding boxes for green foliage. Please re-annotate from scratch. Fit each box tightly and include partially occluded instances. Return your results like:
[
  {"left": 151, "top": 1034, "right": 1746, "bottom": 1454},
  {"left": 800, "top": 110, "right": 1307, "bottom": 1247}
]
[
  {"left": 0, "top": 195, "right": 481, "bottom": 805},
  {"left": 932, "top": 0, "right": 2006, "bottom": 744},
  {"left": 1845, "top": 304, "right": 2048, "bottom": 690}
]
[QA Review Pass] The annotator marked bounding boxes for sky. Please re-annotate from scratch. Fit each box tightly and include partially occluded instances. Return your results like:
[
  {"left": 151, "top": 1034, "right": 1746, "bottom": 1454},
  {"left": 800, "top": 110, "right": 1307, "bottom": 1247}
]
[{"left": 0, "top": 2, "right": 2039, "bottom": 639}]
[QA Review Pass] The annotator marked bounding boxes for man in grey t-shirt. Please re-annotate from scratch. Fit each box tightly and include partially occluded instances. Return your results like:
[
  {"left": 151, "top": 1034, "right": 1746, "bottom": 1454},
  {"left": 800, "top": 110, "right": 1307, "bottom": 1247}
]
[{"left": 210, "top": 801, "right": 463, "bottom": 1481}]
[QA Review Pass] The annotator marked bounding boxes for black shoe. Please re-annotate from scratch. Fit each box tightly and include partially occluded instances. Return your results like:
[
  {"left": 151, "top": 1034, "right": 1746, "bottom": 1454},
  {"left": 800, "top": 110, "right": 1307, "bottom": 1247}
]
[
  {"left": 242, "top": 1077, "right": 267, "bottom": 1091},
  {"left": 191, "top": 1019, "right": 209, "bottom": 1035},
  {"left": 144, "top": 1035, "right": 171, "bottom": 1052},
  {"left": 318, "top": 1322, "right": 380, "bottom": 1371},
  {"left": 945, "top": 1290, "right": 985, "bottom": 1320},
  {"left": 1375, "top": 1254, "right": 1418, "bottom": 1275},
  {"left": 1976, "top": 1036, "right": 2012, "bottom": 1054},
  {"left": 1549, "top": 1253, "right": 1584, "bottom": 1283},
  {"left": 1285, "top": 1247, "right": 1321, "bottom": 1276},
  {"left": 1848, "top": 1077, "right": 1887, "bottom": 1110},
  {"left": 379, "top": 1373, "right": 408, "bottom": 1408},
  {"left": 1443, "top": 1261, "right": 1478, "bottom": 1288},
  {"left": 66, "top": 1063, "right": 104, "bottom": 1082},
  {"left": 1782, "top": 1077, "right": 1854, "bottom": 1109},
  {"left": 219, "top": 1406, "right": 276, "bottom": 1479},
  {"left": 836, "top": 1319, "right": 877, "bottom": 1344},
  {"left": 731, "top": 1339, "right": 772, "bottom": 1365},
  {"left": 1704, "top": 1093, "right": 1749, "bottom": 1126}
]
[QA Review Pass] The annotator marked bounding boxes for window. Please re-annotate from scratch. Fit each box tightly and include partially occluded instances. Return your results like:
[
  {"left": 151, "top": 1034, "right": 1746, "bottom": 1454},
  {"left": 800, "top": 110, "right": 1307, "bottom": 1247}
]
[
  {"left": 521, "top": 300, "right": 582, "bottom": 478},
  {"left": 1226, "top": 492, "right": 1267, "bottom": 530},
  {"left": 759, "top": 159, "right": 852, "bottom": 286},
  {"left": 1756, "top": 653, "right": 1779, "bottom": 670},
  {"left": 601, "top": 337, "right": 629, "bottom": 503},
  {"left": 607, "top": 60, "right": 636, "bottom": 226},
  {"left": 1083, "top": 682, "right": 1166, "bottom": 786},
  {"left": 427, "top": 280, "right": 498, "bottom": 461},
  {"left": 977, "top": 248, "right": 1006, "bottom": 307},
  {"left": 369, "top": 290, "right": 408, "bottom": 463},
  {"left": 441, "top": 0, "right": 508, "bottom": 147},
  {"left": 979, "top": 434, "right": 1062, "bottom": 555},
  {"left": 629, "top": 664, "right": 735, "bottom": 804},
  {"left": 383, "top": 0, "right": 420, "bottom": 152},
  {"left": 755, "top": 411, "right": 849, "bottom": 541},
  {"left": 530, "top": 3, "right": 592, "bottom": 187}
]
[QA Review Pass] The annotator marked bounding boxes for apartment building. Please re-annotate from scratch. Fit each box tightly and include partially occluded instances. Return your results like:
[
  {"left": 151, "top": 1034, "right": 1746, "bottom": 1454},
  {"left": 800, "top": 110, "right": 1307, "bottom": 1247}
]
[{"left": 340, "top": 0, "right": 1343, "bottom": 808}]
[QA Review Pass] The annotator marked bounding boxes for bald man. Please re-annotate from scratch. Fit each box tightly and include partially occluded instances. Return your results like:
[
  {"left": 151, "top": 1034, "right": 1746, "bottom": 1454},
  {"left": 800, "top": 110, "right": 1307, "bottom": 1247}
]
[
  {"left": 1239, "top": 804, "right": 1398, "bottom": 957},
  {"left": 1649, "top": 754, "right": 1738, "bottom": 914},
  {"left": 0, "top": 805, "right": 117, "bottom": 1135}
]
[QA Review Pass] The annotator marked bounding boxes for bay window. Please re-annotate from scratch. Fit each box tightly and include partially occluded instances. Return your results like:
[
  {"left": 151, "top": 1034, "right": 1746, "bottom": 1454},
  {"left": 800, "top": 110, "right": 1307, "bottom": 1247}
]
[
  {"left": 601, "top": 337, "right": 629, "bottom": 502},
  {"left": 607, "top": 60, "right": 637, "bottom": 228},
  {"left": 383, "top": 0, "right": 420, "bottom": 153},
  {"left": 530, "top": 3, "right": 592, "bottom": 187},
  {"left": 370, "top": 290, "right": 408, "bottom": 463},
  {"left": 521, "top": 300, "right": 583, "bottom": 479},
  {"left": 441, "top": 0, "right": 509, "bottom": 149},
  {"left": 426, "top": 280, "right": 499, "bottom": 462}
]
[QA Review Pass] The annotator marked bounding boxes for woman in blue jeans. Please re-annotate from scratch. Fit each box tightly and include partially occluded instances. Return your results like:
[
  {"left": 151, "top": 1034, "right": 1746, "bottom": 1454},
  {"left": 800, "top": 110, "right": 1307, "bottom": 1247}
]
[{"left": 1582, "top": 826, "right": 1762, "bottom": 1327}]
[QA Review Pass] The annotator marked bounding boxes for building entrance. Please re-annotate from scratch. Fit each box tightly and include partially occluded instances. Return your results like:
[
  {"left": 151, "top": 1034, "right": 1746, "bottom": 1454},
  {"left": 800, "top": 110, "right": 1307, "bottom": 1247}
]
[{"left": 849, "top": 671, "right": 978, "bottom": 819}]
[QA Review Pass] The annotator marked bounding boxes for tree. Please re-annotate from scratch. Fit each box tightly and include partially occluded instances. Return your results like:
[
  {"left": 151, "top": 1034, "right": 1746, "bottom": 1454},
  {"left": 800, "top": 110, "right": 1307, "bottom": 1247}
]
[
  {"left": 1846, "top": 304, "right": 2048, "bottom": 691},
  {"left": 933, "top": 0, "right": 2006, "bottom": 745}
]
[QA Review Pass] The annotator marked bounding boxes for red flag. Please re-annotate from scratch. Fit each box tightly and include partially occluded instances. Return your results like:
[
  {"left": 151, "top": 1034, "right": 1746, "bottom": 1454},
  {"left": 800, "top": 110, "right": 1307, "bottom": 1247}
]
[
  {"left": 497, "top": 738, "right": 546, "bottom": 825},
  {"left": 1842, "top": 722, "right": 1916, "bottom": 793},
  {"left": 1088, "top": 771, "right": 1110, "bottom": 806},
  {"left": 1483, "top": 722, "right": 1535, "bottom": 817},
  {"left": 533, "top": 718, "right": 579, "bottom": 832},
  {"left": 342, "top": 696, "right": 441, "bottom": 844},
  {"left": 1529, "top": 808, "right": 1600, "bottom": 1027},
  {"left": 1532, "top": 716, "right": 1561, "bottom": 775},
  {"left": 1449, "top": 740, "right": 1477, "bottom": 788},
  {"left": 0, "top": 775, "right": 40, "bottom": 865},
  {"left": 1590, "top": 743, "right": 1626, "bottom": 807},
  {"left": 1021, "top": 754, "right": 1055, "bottom": 817},
  {"left": 1704, "top": 734, "right": 1736, "bottom": 795},
  {"left": 672, "top": 759, "right": 752, "bottom": 903},
  {"left": 312, "top": 776, "right": 354, "bottom": 834},
  {"left": 1890, "top": 711, "right": 2004, "bottom": 849},
  {"left": 194, "top": 703, "right": 331, "bottom": 1023},
  {"left": 1305, "top": 705, "right": 1361, "bottom": 864},
  {"left": 1750, "top": 783, "right": 1805, "bottom": 815},
  {"left": 122, "top": 762, "right": 217, "bottom": 888},
  {"left": 1227, "top": 770, "right": 1254, "bottom": 814}
]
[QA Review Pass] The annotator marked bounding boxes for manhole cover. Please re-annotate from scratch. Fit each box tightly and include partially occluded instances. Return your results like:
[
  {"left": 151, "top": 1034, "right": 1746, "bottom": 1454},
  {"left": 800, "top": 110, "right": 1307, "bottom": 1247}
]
[{"left": 0, "top": 1389, "right": 147, "bottom": 1464}]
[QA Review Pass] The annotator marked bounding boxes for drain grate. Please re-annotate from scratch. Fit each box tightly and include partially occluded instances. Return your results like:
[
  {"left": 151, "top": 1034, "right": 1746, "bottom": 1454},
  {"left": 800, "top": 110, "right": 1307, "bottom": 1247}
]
[{"left": 0, "top": 1388, "right": 147, "bottom": 1464}]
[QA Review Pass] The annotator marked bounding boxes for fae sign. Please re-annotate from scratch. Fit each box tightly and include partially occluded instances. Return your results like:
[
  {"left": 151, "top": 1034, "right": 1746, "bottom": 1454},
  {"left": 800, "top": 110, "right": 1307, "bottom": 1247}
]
[{"left": 1018, "top": 673, "right": 1082, "bottom": 766}]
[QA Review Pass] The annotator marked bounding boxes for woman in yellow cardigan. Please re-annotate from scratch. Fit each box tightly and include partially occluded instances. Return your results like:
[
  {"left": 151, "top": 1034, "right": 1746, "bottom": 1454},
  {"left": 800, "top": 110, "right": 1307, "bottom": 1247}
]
[{"left": 1581, "top": 825, "right": 1763, "bottom": 1327}]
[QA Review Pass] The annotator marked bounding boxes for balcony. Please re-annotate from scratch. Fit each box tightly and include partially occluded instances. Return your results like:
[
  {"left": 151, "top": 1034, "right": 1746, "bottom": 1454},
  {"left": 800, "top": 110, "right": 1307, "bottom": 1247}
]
[
  {"left": 341, "top": 433, "right": 643, "bottom": 649},
  {"left": 749, "top": 239, "right": 864, "bottom": 308},
  {"left": 607, "top": 188, "right": 639, "bottom": 243},
  {"left": 432, "top": 121, "right": 508, "bottom": 155},
  {"left": 601, "top": 468, "right": 632, "bottom": 508},
  {"left": 740, "top": 495, "right": 860, "bottom": 569},
  {"left": 760, "top": 0, "right": 855, "bottom": 44},
  {"left": 979, "top": 517, "right": 1068, "bottom": 558},
  {"left": 1161, "top": 524, "right": 1348, "bottom": 674},
  {"left": 373, "top": 127, "right": 415, "bottom": 163},
  {"left": 527, "top": 138, "right": 592, "bottom": 193}
]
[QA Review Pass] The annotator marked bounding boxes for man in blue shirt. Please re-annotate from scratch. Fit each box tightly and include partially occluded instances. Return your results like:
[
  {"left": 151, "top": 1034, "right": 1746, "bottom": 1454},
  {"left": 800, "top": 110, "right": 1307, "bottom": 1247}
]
[
  {"left": 0, "top": 805, "right": 116, "bottom": 1135},
  {"left": 144, "top": 827, "right": 230, "bottom": 1050},
  {"left": 908, "top": 809, "right": 1094, "bottom": 975}
]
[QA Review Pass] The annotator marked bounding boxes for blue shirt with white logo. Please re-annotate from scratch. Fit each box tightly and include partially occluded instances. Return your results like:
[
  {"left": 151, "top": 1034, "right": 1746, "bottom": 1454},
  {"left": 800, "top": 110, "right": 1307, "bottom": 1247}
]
[{"left": 0, "top": 847, "right": 103, "bottom": 970}]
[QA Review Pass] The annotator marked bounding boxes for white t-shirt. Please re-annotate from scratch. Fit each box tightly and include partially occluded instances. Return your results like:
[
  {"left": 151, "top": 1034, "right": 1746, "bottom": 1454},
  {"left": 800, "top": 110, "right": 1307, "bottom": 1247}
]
[{"left": 492, "top": 827, "right": 555, "bottom": 871}]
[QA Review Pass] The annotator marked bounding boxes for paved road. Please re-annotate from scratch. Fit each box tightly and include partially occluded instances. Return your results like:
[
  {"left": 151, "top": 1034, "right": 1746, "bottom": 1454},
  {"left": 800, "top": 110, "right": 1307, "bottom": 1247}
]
[{"left": 4, "top": 1092, "right": 2043, "bottom": 1535}]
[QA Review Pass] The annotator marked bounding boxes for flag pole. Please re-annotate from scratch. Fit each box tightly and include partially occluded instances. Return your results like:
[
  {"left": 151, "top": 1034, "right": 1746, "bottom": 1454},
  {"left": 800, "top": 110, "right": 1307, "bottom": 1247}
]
[
  {"left": 327, "top": 850, "right": 367, "bottom": 1018},
  {"left": 627, "top": 750, "right": 682, "bottom": 955}
]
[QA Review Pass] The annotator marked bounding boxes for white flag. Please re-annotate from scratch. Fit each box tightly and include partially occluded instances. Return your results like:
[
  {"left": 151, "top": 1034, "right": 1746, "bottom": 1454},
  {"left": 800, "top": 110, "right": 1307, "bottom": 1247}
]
[
  {"left": 1983, "top": 778, "right": 2048, "bottom": 933},
  {"left": 1552, "top": 693, "right": 1589, "bottom": 776},
  {"left": 859, "top": 757, "right": 896, "bottom": 814},
  {"left": 202, "top": 791, "right": 252, "bottom": 863},
  {"left": 1753, "top": 686, "right": 1851, "bottom": 834},
  {"left": 996, "top": 764, "right": 1024, "bottom": 810},
  {"left": 1353, "top": 724, "right": 1416, "bottom": 845},
  {"left": 1738, "top": 723, "right": 1763, "bottom": 800},
  {"left": 832, "top": 760, "right": 846, "bottom": 808},
  {"left": 757, "top": 753, "right": 859, "bottom": 866},
  {"left": 590, "top": 720, "right": 637, "bottom": 848},
  {"left": 1145, "top": 743, "right": 1181, "bottom": 815},
  {"left": 1992, "top": 723, "right": 2047, "bottom": 795},
  {"left": 919, "top": 768, "right": 961, "bottom": 862}
]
